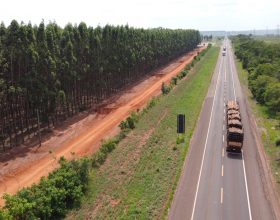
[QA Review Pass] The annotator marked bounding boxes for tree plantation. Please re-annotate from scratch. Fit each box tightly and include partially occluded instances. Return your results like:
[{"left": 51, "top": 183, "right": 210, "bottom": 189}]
[{"left": 0, "top": 20, "right": 201, "bottom": 151}]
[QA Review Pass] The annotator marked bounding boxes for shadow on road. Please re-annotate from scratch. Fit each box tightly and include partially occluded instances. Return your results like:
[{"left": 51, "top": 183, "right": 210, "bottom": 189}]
[{"left": 227, "top": 152, "right": 243, "bottom": 160}]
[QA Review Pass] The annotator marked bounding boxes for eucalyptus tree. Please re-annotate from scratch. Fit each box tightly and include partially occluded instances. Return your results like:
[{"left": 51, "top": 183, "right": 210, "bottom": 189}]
[{"left": 0, "top": 21, "right": 201, "bottom": 151}]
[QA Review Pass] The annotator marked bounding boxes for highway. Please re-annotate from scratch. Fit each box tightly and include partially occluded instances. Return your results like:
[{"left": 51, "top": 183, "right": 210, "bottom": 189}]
[{"left": 168, "top": 39, "right": 277, "bottom": 220}]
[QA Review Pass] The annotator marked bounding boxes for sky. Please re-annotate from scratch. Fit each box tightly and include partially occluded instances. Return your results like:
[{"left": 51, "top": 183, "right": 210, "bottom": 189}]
[{"left": 0, "top": 0, "right": 279, "bottom": 31}]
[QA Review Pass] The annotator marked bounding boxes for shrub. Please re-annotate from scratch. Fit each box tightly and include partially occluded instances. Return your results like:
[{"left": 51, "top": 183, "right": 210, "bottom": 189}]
[
  {"left": 0, "top": 209, "right": 12, "bottom": 220},
  {"left": 130, "top": 112, "right": 139, "bottom": 124},
  {"left": 91, "top": 154, "right": 99, "bottom": 167},
  {"left": 161, "top": 82, "right": 170, "bottom": 95},
  {"left": 92, "top": 151, "right": 106, "bottom": 167},
  {"left": 100, "top": 139, "right": 117, "bottom": 154},
  {"left": 276, "top": 137, "right": 280, "bottom": 146},
  {"left": 199, "top": 50, "right": 206, "bottom": 57},
  {"left": 1, "top": 158, "right": 90, "bottom": 219},
  {"left": 96, "top": 151, "right": 106, "bottom": 165},
  {"left": 171, "top": 77, "right": 178, "bottom": 85},
  {"left": 185, "top": 64, "right": 191, "bottom": 71},
  {"left": 178, "top": 70, "right": 188, "bottom": 79},
  {"left": 119, "top": 120, "right": 128, "bottom": 130},
  {"left": 176, "top": 135, "right": 185, "bottom": 144},
  {"left": 264, "top": 82, "right": 280, "bottom": 112},
  {"left": 147, "top": 97, "right": 157, "bottom": 110},
  {"left": 126, "top": 116, "right": 135, "bottom": 129},
  {"left": 119, "top": 112, "right": 139, "bottom": 130},
  {"left": 92, "top": 138, "right": 119, "bottom": 167},
  {"left": 116, "top": 130, "right": 128, "bottom": 142}
]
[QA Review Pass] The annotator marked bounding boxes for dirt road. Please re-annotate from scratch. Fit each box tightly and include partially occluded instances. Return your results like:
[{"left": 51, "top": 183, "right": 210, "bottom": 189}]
[{"left": 0, "top": 47, "right": 204, "bottom": 204}]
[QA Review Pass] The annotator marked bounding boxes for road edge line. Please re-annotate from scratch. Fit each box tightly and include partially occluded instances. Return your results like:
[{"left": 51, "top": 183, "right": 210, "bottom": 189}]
[
  {"left": 242, "top": 152, "right": 253, "bottom": 220},
  {"left": 190, "top": 44, "right": 223, "bottom": 220},
  {"left": 228, "top": 39, "right": 252, "bottom": 220}
]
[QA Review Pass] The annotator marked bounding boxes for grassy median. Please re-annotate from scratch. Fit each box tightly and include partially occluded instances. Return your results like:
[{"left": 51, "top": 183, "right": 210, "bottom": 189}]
[{"left": 66, "top": 46, "right": 219, "bottom": 220}]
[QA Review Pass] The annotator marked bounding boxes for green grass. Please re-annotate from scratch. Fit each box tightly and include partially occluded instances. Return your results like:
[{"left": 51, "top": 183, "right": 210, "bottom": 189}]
[
  {"left": 211, "top": 38, "right": 223, "bottom": 47},
  {"left": 65, "top": 46, "right": 219, "bottom": 220},
  {"left": 235, "top": 59, "right": 280, "bottom": 188}
]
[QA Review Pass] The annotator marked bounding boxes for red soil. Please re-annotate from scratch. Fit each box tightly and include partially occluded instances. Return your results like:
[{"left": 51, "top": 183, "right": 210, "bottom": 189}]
[{"left": 0, "top": 47, "right": 205, "bottom": 205}]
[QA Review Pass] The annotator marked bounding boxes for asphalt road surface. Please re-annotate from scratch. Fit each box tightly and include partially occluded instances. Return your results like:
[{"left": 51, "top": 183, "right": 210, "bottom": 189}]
[{"left": 168, "top": 39, "right": 277, "bottom": 220}]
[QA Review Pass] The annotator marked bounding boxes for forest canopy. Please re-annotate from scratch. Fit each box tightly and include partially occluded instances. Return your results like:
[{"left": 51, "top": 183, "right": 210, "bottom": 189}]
[
  {"left": 232, "top": 35, "right": 280, "bottom": 116},
  {"left": 0, "top": 20, "right": 201, "bottom": 150}
]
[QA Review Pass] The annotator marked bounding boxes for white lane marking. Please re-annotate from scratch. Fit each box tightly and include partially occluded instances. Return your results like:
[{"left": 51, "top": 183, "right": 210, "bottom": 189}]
[
  {"left": 224, "top": 60, "right": 227, "bottom": 82},
  {"left": 222, "top": 148, "right": 225, "bottom": 157},
  {"left": 224, "top": 108, "right": 225, "bottom": 114},
  {"left": 221, "top": 187, "right": 224, "bottom": 204},
  {"left": 221, "top": 165, "right": 224, "bottom": 177},
  {"left": 242, "top": 152, "right": 253, "bottom": 220},
  {"left": 223, "top": 124, "right": 225, "bottom": 131},
  {"left": 190, "top": 47, "right": 223, "bottom": 220},
  {"left": 228, "top": 40, "right": 252, "bottom": 220},
  {"left": 228, "top": 42, "right": 236, "bottom": 101}
]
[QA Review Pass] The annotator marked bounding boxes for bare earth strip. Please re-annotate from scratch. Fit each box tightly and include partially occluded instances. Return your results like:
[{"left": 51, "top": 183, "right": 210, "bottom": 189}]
[{"left": 0, "top": 47, "right": 204, "bottom": 204}]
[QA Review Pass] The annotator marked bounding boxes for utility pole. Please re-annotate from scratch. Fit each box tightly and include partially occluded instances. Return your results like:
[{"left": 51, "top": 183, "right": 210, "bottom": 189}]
[{"left": 36, "top": 109, "right": 41, "bottom": 146}]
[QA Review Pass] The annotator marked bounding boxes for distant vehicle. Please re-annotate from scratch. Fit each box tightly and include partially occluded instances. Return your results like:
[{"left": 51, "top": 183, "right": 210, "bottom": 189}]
[
  {"left": 226, "top": 101, "right": 243, "bottom": 153},
  {"left": 222, "top": 51, "right": 226, "bottom": 56},
  {"left": 223, "top": 47, "right": 226, "bottom": 51}
]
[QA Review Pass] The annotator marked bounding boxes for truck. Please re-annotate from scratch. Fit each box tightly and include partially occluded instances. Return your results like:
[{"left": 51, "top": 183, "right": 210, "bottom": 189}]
[
  {"left": 226, "top": 101, "right": 243, "bottom": 153},
  {"left": 222, "top": 46, "right": 226, "bottom": 56}
]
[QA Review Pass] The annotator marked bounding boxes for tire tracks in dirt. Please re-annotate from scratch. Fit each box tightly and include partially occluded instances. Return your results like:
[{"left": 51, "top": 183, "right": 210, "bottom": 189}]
[{"left": 0, "top": 47, "right": 205, "bottom": 205}]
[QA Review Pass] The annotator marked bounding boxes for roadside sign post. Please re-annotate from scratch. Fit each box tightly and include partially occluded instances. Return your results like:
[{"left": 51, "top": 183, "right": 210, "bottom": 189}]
[{"left": 177, "top": 114, "right": 185, "bottom": 134}]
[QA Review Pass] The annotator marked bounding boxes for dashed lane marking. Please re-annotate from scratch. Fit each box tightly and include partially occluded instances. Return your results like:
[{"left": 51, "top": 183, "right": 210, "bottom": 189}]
[
  {"left": 227, "top": 40, "right": 252, "bottom": 220},
  {"left": 190, "top": 45, "right": 223, "bottom": 220},
  {"left": 221, "top": 188, "right": 224, "bottom": 204}
]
